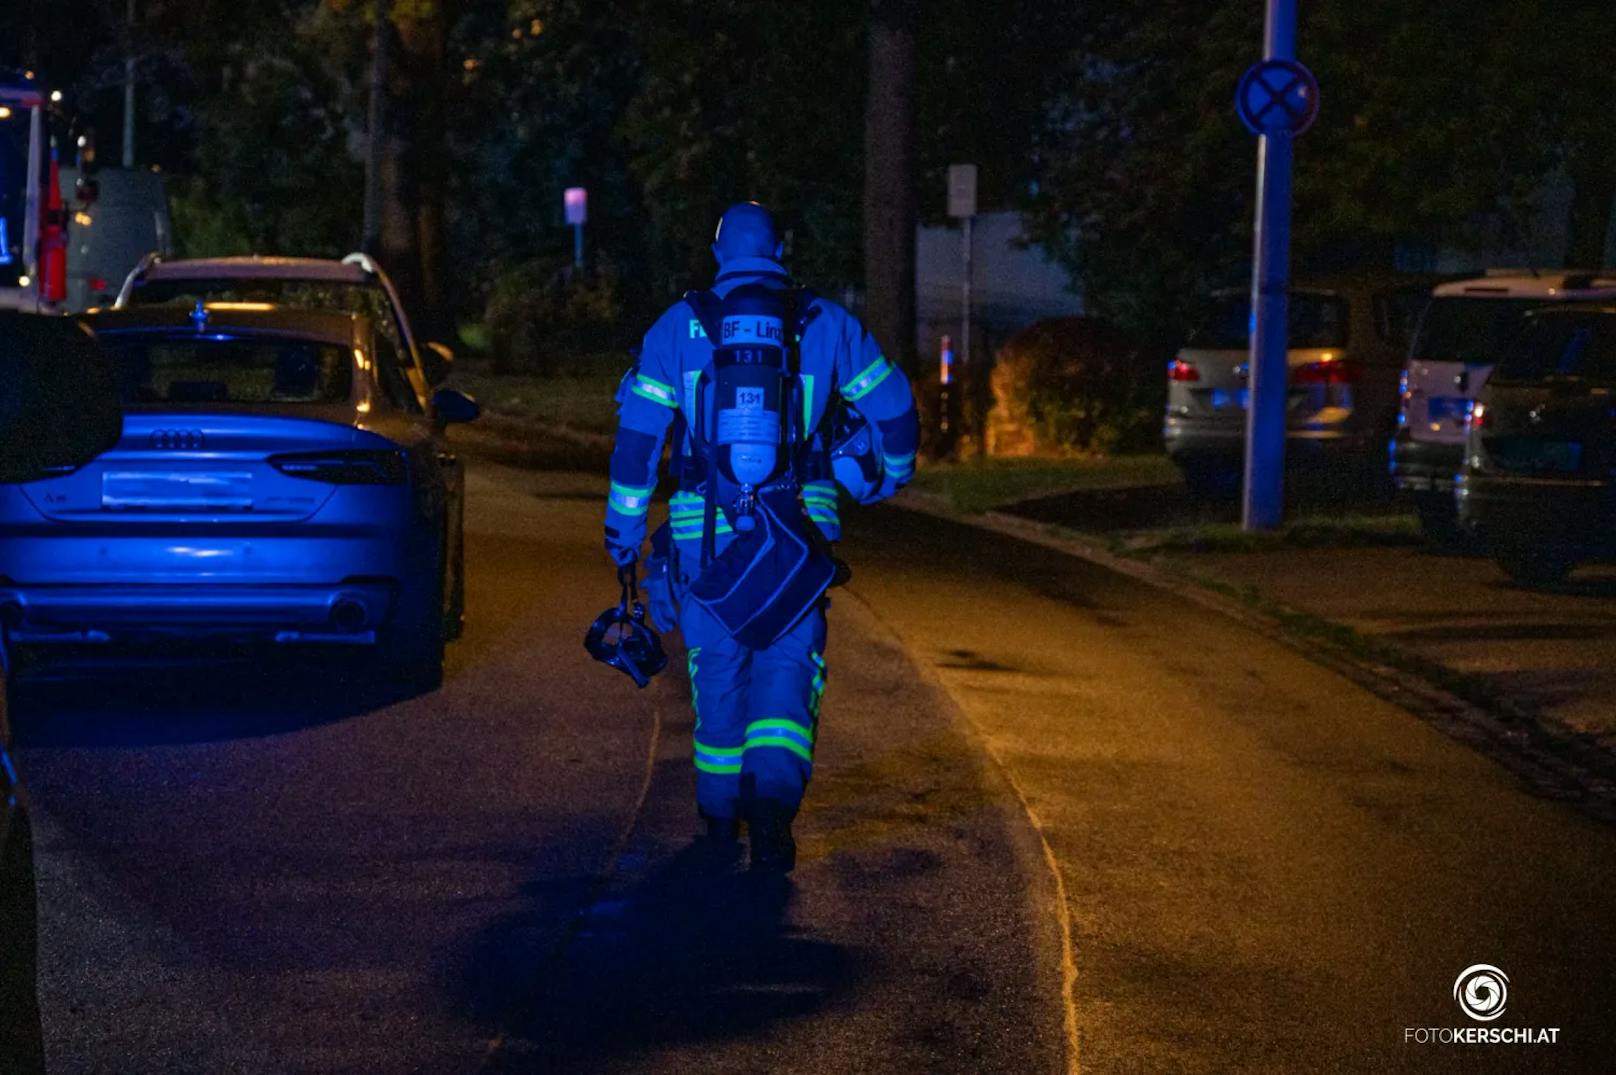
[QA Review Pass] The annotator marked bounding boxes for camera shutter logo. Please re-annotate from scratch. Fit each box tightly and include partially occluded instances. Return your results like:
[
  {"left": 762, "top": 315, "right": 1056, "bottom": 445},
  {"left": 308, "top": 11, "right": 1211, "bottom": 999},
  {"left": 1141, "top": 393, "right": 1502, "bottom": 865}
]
[{"left": 1453, "top": 964, "right": 1509, "bottom": 1022}]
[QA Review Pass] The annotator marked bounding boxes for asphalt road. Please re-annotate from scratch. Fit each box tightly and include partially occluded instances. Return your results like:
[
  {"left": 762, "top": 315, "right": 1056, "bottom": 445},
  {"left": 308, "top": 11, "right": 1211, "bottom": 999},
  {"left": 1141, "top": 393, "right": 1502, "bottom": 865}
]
[
  {"left": 14, "top": 462, "right": 1061, "bottom": 1075},
  {"left": 14, "top": 454, "right": 1616, "bottom": 1073}
]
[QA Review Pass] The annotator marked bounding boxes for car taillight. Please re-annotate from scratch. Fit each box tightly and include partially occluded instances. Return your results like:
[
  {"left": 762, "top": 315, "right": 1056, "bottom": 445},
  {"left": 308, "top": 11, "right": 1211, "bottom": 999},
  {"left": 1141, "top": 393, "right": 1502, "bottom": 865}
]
[
  {"left": 269, "top": 450, "right": 406, "bottom": 485},
  {"left": 1292, "top": 360, "right": 1363, "bottom": 386},
  {"left": 1168, "top": 356, "right": 1200, "bottom": 382}
]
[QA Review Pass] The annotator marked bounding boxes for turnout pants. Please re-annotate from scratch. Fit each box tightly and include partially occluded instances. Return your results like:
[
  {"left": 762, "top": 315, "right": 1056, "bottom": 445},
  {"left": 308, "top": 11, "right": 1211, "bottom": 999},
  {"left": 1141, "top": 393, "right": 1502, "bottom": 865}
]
[{"left": 680, "top": 598, "right": 827, "bottom": 821}]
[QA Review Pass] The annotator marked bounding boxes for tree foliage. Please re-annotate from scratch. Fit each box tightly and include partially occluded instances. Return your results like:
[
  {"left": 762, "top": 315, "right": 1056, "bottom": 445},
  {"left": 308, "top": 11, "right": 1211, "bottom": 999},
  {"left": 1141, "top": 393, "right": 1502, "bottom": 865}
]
[
  {"left": 1026, "top": 0, "right": 1616, "bottom": 341},
  {"left": 19, "top": 0, "right": 1601, "bottom": 356}
]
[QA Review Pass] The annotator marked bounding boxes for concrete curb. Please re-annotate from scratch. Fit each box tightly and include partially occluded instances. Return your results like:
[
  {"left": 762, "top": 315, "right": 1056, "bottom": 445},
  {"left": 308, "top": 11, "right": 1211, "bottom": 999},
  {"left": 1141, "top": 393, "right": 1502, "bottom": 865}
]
[{"left": 892, "top": 490, "right": 1616, "bottom": 823}]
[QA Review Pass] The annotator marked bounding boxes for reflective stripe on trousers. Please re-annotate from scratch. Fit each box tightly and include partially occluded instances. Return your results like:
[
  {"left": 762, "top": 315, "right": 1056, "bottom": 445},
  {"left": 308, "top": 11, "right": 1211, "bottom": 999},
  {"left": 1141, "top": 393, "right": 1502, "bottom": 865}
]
[{"left": 681, "top": 597, "right": 827, "bottom": 820}]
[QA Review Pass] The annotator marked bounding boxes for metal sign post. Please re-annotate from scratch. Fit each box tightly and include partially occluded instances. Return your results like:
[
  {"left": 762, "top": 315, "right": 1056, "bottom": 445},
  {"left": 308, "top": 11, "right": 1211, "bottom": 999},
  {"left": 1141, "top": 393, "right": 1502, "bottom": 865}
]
[
  {"left": 945, "top": 165, "right": 976, "bottom": 451},
  {"left": 564, "top": 186, "right": 587, "bottom": 268},
  {"left": 1235, "top": 1, "right": 1317, "bottom": 531},
  {"left": 947, "top": 164, "right": 977, "bottom": 369}
]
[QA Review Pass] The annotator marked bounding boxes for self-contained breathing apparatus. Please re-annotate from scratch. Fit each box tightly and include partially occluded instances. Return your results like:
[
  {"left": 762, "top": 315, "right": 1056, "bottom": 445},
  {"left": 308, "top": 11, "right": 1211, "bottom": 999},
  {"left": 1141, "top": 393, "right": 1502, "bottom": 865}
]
[{"left": 678, "top": 283, "right": 838, "bottom": 648}]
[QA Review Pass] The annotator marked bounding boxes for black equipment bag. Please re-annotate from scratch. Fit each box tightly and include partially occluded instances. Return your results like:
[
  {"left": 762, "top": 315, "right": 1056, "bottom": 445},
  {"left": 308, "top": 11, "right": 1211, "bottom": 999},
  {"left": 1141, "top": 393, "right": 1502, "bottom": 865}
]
[{"left": 683, "top": 484, "right": 836, "bottom": 648}]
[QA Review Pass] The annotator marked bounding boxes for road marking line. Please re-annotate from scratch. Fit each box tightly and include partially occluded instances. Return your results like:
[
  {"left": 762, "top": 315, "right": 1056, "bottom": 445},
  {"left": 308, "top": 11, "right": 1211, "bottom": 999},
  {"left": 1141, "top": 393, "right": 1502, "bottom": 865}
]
[
  {"left": 480, "top": 693, "right": 666, "bottom": 1066},
  {"left": 842, "top": 587, "right": 1082, "bottom": 1075}
]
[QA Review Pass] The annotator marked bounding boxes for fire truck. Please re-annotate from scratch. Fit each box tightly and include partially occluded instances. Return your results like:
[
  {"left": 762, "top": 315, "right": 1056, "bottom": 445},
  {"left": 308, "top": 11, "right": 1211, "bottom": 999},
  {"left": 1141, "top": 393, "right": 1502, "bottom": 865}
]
[{"left": 1, "top": 71, "right": 68, "bottom": 313}]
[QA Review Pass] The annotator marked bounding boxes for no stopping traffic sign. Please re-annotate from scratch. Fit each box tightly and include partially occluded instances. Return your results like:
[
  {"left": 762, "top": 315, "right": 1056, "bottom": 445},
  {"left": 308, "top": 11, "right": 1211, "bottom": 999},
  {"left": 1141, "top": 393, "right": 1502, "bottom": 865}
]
[{"left": 1236, "top": 59, "right": 1319, "bottom": 136}]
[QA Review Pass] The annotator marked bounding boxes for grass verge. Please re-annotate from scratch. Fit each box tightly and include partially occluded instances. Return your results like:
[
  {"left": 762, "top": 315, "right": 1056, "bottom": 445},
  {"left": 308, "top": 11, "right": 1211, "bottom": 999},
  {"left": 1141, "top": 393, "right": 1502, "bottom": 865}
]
[
  {"left": 1107, "top": 511, "right": 1421, "bottom": 555},
  {"left": 910, "top": 454, "right": 1179, "bottom": 514}
]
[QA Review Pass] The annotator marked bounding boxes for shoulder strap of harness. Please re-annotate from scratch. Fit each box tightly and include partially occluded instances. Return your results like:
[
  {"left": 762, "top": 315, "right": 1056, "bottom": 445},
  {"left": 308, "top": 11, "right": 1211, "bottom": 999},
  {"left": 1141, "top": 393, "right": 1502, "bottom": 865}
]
[{"left": 681, "top": 290, "right": 721, "bottom": 566}]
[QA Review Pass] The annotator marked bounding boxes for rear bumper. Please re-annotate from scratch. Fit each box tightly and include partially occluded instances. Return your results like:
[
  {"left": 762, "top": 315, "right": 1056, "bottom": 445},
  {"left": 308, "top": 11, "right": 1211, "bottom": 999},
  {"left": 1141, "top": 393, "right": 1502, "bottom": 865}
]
[
  {"left": 1163, "top": 418, "right": 1376, "bottom": 463},
  {"left": 0, "top": 582, "right": 396, "bottom": 644},
  {"left": 1458, "top": 473, "right": 1616, "bottom": 555},
  {"left": 1390, "top": 431, "right": 1464, "bottom": 493},
  {"left": 0, "top": 514, "right": 423, "bottom": 644}
]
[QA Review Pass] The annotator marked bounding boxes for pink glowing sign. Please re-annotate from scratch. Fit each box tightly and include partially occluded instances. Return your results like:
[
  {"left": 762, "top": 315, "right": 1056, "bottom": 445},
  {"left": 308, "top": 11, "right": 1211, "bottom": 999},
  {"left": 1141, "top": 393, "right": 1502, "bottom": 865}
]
[{"left": 564, "top": 187, "right": 587, "bottom": 225}]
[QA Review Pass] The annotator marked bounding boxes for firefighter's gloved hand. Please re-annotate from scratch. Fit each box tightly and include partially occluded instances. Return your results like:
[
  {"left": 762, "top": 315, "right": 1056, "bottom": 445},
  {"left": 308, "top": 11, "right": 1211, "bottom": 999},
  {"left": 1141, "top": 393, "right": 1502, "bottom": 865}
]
[{"left": 606, "top": 539, "right": 640, "bottom": 567}]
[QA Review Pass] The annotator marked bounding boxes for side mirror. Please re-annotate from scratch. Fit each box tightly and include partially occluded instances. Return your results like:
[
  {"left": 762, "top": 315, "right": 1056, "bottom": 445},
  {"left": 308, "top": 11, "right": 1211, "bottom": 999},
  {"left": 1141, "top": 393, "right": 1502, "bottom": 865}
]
[
  {"left": 421, "top": 340, "right": 455, "bottom": 387},
  {"left": 0, "top": 314, "right": 122, "bottom": 482},
  {"left": 432, "top": 387, "right": 480, "bottom": 426}
]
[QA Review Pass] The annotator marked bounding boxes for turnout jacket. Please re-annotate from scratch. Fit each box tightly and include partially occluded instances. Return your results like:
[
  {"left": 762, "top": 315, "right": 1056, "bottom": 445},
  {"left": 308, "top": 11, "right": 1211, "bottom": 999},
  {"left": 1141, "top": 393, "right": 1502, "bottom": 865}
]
[{"left": 604, "top": 256, "right": 919, "bottom": 563}]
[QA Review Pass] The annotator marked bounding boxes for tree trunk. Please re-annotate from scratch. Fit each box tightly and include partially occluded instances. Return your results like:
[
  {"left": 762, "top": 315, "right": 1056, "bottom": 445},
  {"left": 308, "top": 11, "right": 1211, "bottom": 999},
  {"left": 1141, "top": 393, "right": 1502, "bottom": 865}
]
[
  {"left": 862, "top": 0, "right": 918, "bottom": 374},
  {"left": 361, "top": 0, "right": 390, "bottom": 256},
  {"left": 378, "top": 4, "right": 454, "bottom": 343}
]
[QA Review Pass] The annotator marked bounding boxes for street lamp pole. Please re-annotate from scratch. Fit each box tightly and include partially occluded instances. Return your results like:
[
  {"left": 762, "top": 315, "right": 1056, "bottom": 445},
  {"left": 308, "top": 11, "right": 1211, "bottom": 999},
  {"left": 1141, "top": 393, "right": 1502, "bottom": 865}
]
[{"left": 1242, "top": 0, "right": 1296, "bottom": 531}]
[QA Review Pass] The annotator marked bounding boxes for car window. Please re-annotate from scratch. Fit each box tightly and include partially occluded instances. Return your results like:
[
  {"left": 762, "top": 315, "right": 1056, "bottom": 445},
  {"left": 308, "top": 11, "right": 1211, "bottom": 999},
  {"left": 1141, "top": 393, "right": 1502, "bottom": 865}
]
[
  {"left": 1493, "top": 314, "right": 1616, "bottom": 383},
  {"left": 128, "top": 278, "right": 408, "bottom": 353},
  {"left": 103, "top": 335, "right": 353, "bottom": 404},
  {"left": 1409, "top": 297, "right": 1542, "bottom": 365},
  {"left": 371, "top": 333, "right": 423, "bottom": 413},
  {"left": 1188, "top": 293, "right": 1349, "bottom": 349},
  {"left": 1372, "top": 288, "right": 1430, "bottom": 349}
]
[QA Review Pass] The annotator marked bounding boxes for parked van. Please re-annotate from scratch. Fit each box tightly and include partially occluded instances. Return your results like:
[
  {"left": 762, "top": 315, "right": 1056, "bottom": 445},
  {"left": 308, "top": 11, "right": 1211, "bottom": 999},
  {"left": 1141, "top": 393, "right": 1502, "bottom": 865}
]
[
  {"left": 60, "top": 167, "right": 172, "bottom": 312},
  {"left": 1164, "top": 273, "right": 1435, "bottom": 495},
  {"left": 1391, "top": 271, "right": 1616, "bottom": 542}
]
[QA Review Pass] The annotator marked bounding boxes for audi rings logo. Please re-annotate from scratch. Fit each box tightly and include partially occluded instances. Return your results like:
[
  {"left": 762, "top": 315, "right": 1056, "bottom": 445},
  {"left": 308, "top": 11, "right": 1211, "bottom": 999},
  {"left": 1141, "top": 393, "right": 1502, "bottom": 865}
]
[
  {"left": 150, "top": 428, "right": 206, "bottom": 451},
  {"left": 1454, "top": 964, "right": 1509, "bottom": 1022}
]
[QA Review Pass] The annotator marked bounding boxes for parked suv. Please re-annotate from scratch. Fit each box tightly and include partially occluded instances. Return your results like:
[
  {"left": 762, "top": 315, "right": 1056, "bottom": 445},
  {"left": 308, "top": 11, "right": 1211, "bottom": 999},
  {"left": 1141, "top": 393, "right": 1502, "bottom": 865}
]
[
  {"left": 1459, "top": 305, "right": 1616, "bottom": 585},
  {"left": 1392, "top": 271, "right": 1616, "bottom": 542},
  {"left": 1164, "top": 275, "right": 1434, "bottom": 494}
]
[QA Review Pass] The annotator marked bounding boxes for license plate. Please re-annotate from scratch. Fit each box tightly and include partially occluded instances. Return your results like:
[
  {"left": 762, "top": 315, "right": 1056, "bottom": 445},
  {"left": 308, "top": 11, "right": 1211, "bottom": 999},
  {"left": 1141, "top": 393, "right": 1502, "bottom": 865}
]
[
  {"left": 1211, "top": 388, "right": 1250, "bottom": 410},
  {"left": 1490, "top": 439, "right": 1582, "bottom": 474},
  {"left": 102, "top": 471, "right": 254, "bottom": 511},
  {"left": 1426, "top": 396, "right": 1469, "bottom": 422}
]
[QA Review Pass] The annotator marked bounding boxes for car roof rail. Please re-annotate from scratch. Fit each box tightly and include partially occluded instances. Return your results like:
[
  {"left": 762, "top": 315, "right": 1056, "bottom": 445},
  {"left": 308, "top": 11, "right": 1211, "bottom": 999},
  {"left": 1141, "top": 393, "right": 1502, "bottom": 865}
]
[
  {"left": 129, "top": 249, "right": 164, "bottom": 281},
  {"left": 340, "top": 252, "right": 381, "bottom": 279}
]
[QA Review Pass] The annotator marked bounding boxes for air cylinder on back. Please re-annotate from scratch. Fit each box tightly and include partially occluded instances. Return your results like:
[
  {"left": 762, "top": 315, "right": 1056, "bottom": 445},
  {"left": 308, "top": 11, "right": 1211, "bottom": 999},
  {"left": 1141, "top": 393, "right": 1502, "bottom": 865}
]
[{"left": 712, "top": 284, "right": 787, "bottom": 491}]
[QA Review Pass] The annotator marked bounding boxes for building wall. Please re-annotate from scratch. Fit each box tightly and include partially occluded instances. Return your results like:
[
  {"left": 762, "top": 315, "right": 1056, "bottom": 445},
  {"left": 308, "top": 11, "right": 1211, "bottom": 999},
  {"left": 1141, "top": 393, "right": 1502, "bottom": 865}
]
[{"left": 915, "top": 210, "right": 1081, "bottom": 370}]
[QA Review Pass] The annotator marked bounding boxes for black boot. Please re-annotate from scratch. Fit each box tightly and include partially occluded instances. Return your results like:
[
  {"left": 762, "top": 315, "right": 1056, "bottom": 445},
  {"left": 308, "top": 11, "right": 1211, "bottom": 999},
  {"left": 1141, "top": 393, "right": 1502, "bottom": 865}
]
[
  {"left": 689, "top": 811, "right": 742, "bottom": 869},
  {"left": 704, "top": 814, "right": 741, "bottom": 844},
  {"left": 748, "top": 800, "right": 797, "bottom": 874}
]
